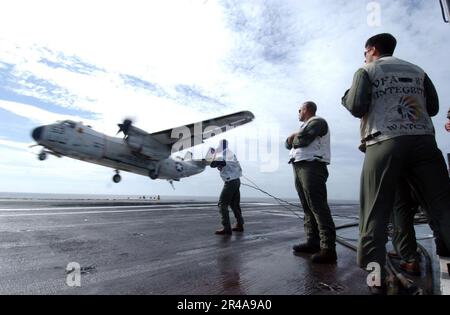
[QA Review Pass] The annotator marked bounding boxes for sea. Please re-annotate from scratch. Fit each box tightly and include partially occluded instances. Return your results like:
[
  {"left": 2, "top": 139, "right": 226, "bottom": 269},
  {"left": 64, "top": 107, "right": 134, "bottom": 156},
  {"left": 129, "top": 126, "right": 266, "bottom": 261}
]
[{"left": 0, "top": 191, "right": 358, "bottom": 205}]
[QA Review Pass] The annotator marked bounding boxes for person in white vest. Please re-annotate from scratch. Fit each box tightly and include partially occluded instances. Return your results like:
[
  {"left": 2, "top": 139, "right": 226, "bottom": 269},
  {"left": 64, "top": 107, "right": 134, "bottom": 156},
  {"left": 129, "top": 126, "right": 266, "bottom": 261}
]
[
  {"left": 286, "top": 101, "right": 337, "bottom": 264},
  {"left": 210, "top": 139, "right": 244, "bottom": 235},
  {"left": 342, "top": 33, "right": 450, "bottom": 294}
]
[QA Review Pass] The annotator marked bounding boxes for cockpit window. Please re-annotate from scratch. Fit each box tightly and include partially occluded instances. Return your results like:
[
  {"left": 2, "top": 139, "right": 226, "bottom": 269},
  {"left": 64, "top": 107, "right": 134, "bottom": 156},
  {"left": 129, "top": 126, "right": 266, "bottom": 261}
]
[{"left": 62, "top": 120, "right": 76, "bottom": 128}]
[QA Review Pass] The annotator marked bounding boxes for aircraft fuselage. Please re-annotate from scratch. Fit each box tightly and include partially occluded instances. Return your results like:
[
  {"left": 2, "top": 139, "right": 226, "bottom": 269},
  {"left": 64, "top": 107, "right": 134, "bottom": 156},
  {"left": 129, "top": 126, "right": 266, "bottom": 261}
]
[{"left": 31, "top": 120, "right": 206, "bottom": 182}]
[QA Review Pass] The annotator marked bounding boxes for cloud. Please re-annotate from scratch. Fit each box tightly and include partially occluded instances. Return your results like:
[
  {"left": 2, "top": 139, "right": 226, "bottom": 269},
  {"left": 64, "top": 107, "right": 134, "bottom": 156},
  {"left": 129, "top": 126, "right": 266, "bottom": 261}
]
[
  {"left": 0, "top": 100, "right": 91, "bottom": 125},
  {"left": 0, "top": 138, "right": 32, "bottom": 150},
  {"left": 0, "top": 0, "right": 448, "bottom": 199}
]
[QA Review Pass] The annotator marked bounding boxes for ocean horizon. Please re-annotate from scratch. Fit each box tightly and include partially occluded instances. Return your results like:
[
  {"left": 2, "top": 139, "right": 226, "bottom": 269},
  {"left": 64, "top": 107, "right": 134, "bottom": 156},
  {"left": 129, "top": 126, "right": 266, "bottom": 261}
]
[{"left": 0, "top": 191, "right": 358, "bottom": 204}]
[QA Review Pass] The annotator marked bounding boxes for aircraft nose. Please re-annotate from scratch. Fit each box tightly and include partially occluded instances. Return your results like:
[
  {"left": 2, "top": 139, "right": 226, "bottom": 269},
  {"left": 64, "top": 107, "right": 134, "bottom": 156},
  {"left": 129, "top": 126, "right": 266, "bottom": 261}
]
[{"left": 31, "top": 126, "right": 44, "bottom": 142}]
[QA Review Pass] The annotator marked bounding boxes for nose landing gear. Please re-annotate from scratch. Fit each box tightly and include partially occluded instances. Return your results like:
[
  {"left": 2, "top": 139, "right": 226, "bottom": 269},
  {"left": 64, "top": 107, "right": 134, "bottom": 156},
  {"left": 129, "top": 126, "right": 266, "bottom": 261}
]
[{"left": 38, "top": 151, "right": 47, "bottom": 161}]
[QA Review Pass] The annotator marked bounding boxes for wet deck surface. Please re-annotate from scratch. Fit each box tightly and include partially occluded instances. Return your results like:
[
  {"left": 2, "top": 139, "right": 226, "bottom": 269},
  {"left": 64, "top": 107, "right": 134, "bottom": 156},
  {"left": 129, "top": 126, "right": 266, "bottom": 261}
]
[{"left": 0, "top": 199, "right": 439, "bottom": 295}]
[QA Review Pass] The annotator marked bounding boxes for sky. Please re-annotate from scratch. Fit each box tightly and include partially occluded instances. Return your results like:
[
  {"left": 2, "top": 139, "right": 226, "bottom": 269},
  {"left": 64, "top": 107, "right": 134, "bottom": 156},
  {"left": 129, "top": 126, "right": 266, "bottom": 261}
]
[{"left": 0, "top": 0, "right": 449, "bottom": 200}]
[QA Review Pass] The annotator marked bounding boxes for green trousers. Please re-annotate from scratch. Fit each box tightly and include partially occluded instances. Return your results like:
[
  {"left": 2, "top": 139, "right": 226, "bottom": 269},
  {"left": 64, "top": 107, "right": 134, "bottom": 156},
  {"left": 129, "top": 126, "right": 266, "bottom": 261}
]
[
  {"left": 293, "top": 161, "right": 336, "bottom": 249},
  {"left": 358, "top": 135, "right": 450, "bottom": 278},
  {"left": 218, "top": 178, "right": 244, "bottom": 230},
  {"left": 391, "top": 179, "right": 419, "bottom": 263}
]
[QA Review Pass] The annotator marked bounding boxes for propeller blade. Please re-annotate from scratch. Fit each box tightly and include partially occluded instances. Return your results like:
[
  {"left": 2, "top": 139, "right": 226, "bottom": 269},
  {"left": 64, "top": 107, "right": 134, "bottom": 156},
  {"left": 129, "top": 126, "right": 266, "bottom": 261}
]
[{"left": 117, "top": 119, "right": 133, "bottom": 135}]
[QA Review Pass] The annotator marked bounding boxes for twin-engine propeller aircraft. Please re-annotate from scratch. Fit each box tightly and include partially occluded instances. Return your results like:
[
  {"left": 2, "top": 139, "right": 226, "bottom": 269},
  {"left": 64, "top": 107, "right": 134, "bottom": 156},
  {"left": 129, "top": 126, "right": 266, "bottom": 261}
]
[{"left": 30, "top": 111, "right": 254, "bottom": 185}]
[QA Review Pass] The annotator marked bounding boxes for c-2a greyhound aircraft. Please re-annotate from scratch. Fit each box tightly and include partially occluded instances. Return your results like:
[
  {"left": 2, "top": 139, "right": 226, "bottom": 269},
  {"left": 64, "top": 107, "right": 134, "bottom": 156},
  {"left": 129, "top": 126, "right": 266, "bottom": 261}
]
[{"left": 30, "top": 111, "right": 254, "bottom": 186}]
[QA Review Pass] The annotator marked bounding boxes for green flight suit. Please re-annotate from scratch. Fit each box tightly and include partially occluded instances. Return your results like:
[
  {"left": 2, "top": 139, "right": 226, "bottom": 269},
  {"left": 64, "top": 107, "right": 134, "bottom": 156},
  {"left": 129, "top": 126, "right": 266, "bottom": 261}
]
[
  {"left": 343, "top": 67, "right": 450, "bottom": 280},
  {"left": 391, "top": 179, "right": 420, "bottom": 263},
  {"left": 292, "top": 161, "right": 336, "bottom": 249}
]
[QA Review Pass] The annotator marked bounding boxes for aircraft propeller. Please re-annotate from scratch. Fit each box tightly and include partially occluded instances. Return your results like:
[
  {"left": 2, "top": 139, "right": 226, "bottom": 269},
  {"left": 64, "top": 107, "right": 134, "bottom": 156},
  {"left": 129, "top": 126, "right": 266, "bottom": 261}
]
[{"left": 117, "top": 119, "right": 133, "bottom": 135}]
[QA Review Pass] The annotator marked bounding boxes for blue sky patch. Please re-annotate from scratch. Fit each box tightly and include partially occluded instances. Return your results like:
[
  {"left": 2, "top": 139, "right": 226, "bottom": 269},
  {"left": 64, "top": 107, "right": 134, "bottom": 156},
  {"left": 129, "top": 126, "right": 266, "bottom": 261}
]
[
  {"left": 38, "top": 52, "right": 104, "bottom": 75},
  {"left": 0, "top": 62, "right": 96, "bottom": 119},
  {"left": 175, "top": 84, "right": 228, "bottom": 109},
  {"left": 0, "top": 87, "right": 96, "bottom": 119},
  {"left": 0, "top": 108, "right": 37, "bottom": 142},
  {"left": 120, "top": 74, "right": 169, "bottom": 97}
]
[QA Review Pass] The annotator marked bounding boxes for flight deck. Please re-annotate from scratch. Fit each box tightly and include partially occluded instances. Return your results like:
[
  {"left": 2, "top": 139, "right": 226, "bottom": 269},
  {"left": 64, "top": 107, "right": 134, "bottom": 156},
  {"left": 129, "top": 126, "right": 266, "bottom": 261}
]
[{"left": 0, "top": 197, "right": 443, "bottom": 295}]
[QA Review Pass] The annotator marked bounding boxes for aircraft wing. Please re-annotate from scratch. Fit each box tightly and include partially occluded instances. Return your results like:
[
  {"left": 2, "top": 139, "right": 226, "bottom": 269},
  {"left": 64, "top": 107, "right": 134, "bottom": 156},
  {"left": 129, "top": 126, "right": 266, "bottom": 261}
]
[{"left": 148, "top": 110, "right": 255, "bottom": 151}]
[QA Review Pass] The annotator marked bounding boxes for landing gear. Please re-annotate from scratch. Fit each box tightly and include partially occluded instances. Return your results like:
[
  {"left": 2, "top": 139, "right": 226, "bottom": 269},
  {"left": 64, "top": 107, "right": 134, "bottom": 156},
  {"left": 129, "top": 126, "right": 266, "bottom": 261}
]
[
  {"left": 113, "top": 170, "right": 121, "bottom": 183},
  {"left": 149, "top": 169, "right": 159, "bottom": 180},
  {"left": 38, "top": 151, "right": 47, "bottom": 161}
]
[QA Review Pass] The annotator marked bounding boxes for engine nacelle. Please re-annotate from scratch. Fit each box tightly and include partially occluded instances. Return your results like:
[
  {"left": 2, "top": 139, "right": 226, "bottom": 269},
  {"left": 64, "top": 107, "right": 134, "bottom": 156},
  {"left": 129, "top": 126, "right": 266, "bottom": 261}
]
[{"left": 125, "top": 135, "right": 170, "bottom": 160}]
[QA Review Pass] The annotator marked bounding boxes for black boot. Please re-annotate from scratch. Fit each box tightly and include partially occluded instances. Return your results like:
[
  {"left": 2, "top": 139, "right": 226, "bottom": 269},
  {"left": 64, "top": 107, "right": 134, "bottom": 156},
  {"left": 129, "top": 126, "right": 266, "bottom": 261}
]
[
  {"left": 292, "top": 242, "right": 320, "bottom": 254},
  {"left": 215, "top": 228, "right": 232, "bottom": 235},
  {"left": 311, "top": 249, "right": 337, "bottom": 264},
  {"left": 232, "top": 224, "right": 244, "bottom": 232}
]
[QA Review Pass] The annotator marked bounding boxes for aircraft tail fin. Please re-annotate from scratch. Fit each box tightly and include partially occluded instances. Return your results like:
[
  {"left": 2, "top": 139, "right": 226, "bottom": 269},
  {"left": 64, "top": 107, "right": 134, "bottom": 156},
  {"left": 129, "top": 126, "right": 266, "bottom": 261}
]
[
  {"left": 204, "top": 147, "right": 215, "bottom": 164},
  {"left": 184, "top": 151, "right": 193, "bottom": 161}
]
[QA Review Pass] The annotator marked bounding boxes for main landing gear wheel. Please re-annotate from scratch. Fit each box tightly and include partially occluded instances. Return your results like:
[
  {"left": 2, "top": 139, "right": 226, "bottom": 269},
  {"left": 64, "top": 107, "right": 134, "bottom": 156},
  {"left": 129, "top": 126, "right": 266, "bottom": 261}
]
[{"left": 113, "top": 171, "right": 121, "bottom": 183}]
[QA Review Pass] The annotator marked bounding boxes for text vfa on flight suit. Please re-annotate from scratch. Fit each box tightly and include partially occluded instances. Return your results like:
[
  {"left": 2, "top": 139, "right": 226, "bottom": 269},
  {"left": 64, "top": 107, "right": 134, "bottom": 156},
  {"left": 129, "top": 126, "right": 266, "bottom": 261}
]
[
  {"left": 361, "top": 56, "right": 434, "bottom": 145},
  {"left": 213, "top": 148, "right": 244, "bottom": 231},
  {"left": 289, "top": 116, "right": 336, "bottom": 250}
]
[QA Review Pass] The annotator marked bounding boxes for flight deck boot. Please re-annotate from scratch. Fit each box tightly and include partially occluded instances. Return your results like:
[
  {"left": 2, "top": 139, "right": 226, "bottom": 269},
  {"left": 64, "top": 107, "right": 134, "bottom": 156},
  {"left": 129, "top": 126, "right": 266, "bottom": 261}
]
[
  {"left": 215, "top": 226, "right": 232, "bottom": 235},
  {"left": 232, "top": 224, "right": 244, "bottom": 232},
  {"left": 311, "top": 248, "right": 337, "bottom": 264},
  {"left": 292, "top": 242, "right": 320, "bottom": 254}
]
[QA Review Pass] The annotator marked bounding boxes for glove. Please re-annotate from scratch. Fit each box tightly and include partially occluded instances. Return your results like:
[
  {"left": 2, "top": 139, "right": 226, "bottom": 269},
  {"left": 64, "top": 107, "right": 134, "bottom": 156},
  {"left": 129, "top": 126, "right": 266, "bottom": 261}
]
[
  {"left": 358, "top": 142, "right": 366, "bottom": 153},
  {"left": 211, "top": 160, "right": 226, "bottom": 168}
]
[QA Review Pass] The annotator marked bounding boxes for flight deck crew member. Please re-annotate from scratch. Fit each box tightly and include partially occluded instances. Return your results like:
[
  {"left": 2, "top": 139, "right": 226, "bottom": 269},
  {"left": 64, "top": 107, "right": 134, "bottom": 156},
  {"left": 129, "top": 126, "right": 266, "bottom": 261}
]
[
  {"left": 342, "top": 33, "right": 450, "bottom": 294},
  {"left": 210, "top": 139, "right": 244, "bottom": 235},
  {"left": 286, "top": 101, "right": 337, "bottom": 264}
]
